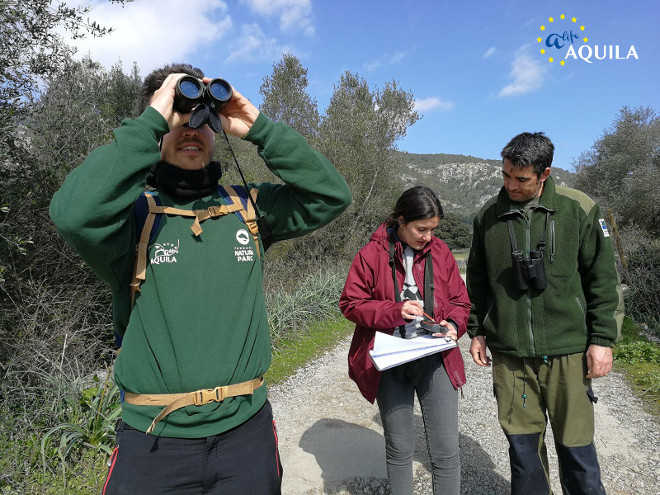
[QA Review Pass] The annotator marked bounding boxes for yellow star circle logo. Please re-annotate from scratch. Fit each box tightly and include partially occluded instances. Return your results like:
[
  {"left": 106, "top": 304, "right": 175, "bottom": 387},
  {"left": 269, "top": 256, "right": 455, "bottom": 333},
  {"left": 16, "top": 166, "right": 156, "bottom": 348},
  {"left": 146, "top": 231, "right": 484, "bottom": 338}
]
[{"left": 537, "top": 14, "right": 588, "bottom": 66}]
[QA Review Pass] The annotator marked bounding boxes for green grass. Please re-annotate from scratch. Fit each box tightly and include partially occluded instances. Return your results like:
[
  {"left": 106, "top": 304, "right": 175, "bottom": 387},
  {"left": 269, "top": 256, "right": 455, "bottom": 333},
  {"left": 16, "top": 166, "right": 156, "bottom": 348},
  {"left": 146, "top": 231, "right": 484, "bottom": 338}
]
[
  {"left": 265, "top": 314, "right": 354, "bottom": 386},
  {"left": 613, "top": 317, "right": 660, "bottom": 417},
  {"left": 452, "top": 248, "right": 469, "bottom": 260}
]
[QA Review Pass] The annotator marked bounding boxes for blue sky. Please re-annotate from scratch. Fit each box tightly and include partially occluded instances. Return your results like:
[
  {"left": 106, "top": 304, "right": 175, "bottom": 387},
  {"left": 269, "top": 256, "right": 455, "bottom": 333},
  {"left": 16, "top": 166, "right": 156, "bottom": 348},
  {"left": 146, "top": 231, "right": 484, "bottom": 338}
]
[{"left": 68, "top": 0, "right": 659, "bottom": 171}]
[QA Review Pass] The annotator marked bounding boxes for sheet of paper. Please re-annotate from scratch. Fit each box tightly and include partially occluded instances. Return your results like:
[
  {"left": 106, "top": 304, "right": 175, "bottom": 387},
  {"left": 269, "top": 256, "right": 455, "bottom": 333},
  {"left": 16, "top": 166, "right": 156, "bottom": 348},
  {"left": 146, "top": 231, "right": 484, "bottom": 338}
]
[{"left": 369, "top": 331, "right": 457, "bottom": 371}]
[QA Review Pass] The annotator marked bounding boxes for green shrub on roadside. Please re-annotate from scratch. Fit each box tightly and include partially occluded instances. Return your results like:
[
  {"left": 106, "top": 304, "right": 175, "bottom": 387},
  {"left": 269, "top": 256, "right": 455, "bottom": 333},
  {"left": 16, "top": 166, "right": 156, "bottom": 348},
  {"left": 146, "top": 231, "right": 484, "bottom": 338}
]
[
  {"left": 620, "top": 231, "right": 660, "bottom": 335},
  {"left": 266, "top": 266, "right": 346, "bottom": 351},
  {"left": 613, "top": 340, "right": 660, "bottom": 365},
  {"left": 613, "top": 318, "right": 660, "bottom": 417},
  {"left": 40, "top": 372, "right": 120, "bottom": 469}
]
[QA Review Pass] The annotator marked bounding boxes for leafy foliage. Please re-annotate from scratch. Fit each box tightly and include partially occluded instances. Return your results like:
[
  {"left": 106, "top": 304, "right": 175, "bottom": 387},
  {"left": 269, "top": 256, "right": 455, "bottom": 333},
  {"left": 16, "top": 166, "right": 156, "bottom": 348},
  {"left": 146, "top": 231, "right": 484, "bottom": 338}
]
[
  {"left": 260, "top": 54, "right": 320, "bottom": 140},
  {"left": 41, "top": 372, "right": 121, "bottom": 466},
  {"left": 266, "top": 266, "right": 347, "bottom": 352},
  {"left": 574, "top": 106, "right": 660, "bottom": 235},
  {"left": 436, "top": 212, "right": 472, "bottom": 250},
  {"left": 1, "top": 53, "right": 139, "bottom": 491},
  {"left": 317, "top": 72, "right": 419, "bottom": 258},
  {"left": 612, "top": 318, "right": 660, "bottom": 416},
  {"left": 613, "top": 340, "right": 660, "bottom": 365},
  {"left": 618, "top": 229, "right": 660, "bottom": 329},
  {"left": 574, "top": 107, "right": 660, "bottom": 329}
]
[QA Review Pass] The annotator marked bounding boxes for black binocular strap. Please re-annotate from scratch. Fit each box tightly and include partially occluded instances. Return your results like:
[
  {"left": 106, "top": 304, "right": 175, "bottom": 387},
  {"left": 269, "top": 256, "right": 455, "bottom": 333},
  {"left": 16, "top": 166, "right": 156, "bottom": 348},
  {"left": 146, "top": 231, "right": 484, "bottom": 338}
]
[
  {"left": 389, "top": 240, "right": 435, "bottom": 336},
  {"left": 221, "top": 131, "right": 273, "bottom": 251},
  {"left": 507, "top": 211, "right": 551, "bottom": 253}
]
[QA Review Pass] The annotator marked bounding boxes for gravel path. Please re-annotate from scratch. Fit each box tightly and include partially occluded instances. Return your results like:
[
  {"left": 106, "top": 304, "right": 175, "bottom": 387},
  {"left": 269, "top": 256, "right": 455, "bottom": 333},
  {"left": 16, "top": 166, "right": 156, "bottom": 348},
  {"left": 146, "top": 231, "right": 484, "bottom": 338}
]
[{"left": 269, "top": 334, "right": 660, "bottom": 495}]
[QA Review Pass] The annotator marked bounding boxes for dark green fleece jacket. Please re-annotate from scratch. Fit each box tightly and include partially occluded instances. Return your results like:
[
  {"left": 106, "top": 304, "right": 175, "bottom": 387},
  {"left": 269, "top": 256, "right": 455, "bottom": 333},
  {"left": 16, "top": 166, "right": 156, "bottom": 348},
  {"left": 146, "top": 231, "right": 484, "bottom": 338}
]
[
  {"left": 49, "top": 108, "right": 351, "bottom": 437},
  {"left": 466, "top": 176, "right": 623, "bottom": 358}
]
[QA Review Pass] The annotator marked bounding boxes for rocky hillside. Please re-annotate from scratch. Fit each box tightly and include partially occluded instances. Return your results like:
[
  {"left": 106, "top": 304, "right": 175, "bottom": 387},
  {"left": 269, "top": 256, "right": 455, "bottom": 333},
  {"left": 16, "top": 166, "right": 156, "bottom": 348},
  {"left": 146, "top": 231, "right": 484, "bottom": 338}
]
[{"left": 396, "top": 151, "right": 576, "bottom": 219}]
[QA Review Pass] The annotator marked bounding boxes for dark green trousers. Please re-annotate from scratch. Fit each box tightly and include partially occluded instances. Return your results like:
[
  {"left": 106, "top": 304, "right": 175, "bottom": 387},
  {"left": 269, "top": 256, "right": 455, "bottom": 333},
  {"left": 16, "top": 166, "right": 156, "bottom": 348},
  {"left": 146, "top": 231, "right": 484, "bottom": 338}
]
[{"left": 492, "top": 352, "right": 606, "bottom": 495}]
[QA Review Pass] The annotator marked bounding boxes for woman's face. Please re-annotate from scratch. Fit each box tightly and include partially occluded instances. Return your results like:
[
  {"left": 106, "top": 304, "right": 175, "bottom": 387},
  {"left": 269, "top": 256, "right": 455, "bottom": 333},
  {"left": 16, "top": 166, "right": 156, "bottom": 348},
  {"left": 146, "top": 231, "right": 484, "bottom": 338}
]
[{"left": 397, "top": 215, "right": 441, "bottom": 250}]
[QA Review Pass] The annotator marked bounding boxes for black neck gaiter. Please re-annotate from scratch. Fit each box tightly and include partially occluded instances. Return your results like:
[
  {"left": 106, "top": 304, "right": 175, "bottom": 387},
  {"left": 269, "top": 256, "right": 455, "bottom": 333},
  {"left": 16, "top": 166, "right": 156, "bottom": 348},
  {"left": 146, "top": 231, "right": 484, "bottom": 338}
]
[{"left": 146, "top": 161, "right": 222, "bottom": 201}]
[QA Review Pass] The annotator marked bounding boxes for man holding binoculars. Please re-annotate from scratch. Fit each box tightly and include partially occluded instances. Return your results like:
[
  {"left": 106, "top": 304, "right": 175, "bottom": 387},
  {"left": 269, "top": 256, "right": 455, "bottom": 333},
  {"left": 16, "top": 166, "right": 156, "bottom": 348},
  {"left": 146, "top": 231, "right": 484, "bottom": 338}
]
[
  {"left": 50, "top": 63, "right": 351, "bottom": 493},
  {"left": 466, "top": 132, "right": 623, "bottom": 495}
]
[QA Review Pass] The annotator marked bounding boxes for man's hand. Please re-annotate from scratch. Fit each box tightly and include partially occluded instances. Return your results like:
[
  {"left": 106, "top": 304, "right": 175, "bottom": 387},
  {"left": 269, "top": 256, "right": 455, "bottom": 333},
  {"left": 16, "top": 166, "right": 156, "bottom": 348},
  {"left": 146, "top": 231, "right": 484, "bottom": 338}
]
[
  {"left": 149, "top": 73, "right": 191, "bottom": 130},
  {"left": 469, "top": 336, "right": 492, "bottom": 367},
  {"left": 586, "top": 344, "right": 613, "bottom": 378},
  {"left": 213, "top": 84, "right": 260, "bottom": 138}
]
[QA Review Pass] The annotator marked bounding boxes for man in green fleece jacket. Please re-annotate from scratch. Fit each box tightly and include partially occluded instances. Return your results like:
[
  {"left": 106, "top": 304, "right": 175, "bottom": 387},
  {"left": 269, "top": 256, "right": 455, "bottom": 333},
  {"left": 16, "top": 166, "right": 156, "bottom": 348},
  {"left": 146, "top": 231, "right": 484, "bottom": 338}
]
[
  {"left": 50, "top": 63, "right": 351, "bottom": 494},
  {"left": 466, "top": 132, "right": 623, "bottom": 495}
]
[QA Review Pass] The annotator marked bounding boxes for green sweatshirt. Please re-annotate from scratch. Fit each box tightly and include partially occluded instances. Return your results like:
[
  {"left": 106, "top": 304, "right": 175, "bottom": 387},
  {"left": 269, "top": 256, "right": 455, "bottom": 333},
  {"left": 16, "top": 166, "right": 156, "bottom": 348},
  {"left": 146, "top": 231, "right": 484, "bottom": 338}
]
[
  {"left": 466, "top": 176, "right": 623, "bottom": 358},
  {"left": 50, "top": 108, "right": 351, "bottom": 437}
]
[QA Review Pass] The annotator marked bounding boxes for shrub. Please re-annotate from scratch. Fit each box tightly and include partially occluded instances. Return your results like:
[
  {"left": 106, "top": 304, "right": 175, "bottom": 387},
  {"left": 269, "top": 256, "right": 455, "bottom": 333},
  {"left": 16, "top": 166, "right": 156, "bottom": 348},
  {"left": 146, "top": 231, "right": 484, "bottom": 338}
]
[
  {"left": 265, "top": 265, "right": 346, "bottom": 351},
  {"left": 620, "top": 230, "right": 660, "bottom": 333},
  {"left": 613, "top": 340, "right": 660, "bottom": 365},
  {"left": 40, "top": 372, "right": 120, "bottom": 469}
]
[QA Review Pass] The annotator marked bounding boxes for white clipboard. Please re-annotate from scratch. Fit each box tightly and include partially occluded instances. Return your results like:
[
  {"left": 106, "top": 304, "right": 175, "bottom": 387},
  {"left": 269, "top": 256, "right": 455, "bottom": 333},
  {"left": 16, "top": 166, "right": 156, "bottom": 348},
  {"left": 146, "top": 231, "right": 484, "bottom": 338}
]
[{"left": 369, "top": 331, "right": 457, "bottom": 371}]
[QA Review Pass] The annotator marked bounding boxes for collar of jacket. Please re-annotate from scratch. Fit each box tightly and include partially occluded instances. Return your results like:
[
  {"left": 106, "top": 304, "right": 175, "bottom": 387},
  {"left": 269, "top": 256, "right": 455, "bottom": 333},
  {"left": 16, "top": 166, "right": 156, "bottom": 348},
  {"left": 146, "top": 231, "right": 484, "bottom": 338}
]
[{"left": 496, "top": 174, "right": 558, "bottom": 219}]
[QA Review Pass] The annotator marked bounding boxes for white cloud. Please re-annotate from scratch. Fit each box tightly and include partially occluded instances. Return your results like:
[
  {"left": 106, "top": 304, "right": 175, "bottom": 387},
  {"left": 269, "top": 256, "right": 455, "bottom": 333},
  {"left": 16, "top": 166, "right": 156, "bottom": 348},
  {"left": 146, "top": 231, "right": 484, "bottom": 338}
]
[
  {"left": 226, "top": 23, "right": 292, "bottom": 63},
  {"left": 498, "top": 46, "right": 547, "bottom": 98},
  {"left": 242, "top": 0, "right": 314, "bottom": 35},
  {"left": 414, "top": 97, "right": 454, "bottom": 113},
  {"left": 483, "top": 47, "right": 497, "bottom": 59},
  {"left": 363, "top": 51, "right": 406, "bottom": 73},
  {"left": 64, "top": 0, "right": 232, "bottom": 73}
]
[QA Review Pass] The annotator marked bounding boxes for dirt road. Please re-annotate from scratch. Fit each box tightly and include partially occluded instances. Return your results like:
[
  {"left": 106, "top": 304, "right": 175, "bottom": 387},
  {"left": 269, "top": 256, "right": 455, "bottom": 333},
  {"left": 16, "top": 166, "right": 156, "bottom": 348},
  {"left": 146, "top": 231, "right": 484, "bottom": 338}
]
[{"left": 269, "top": 335, "right": 660, "bottom": 494}]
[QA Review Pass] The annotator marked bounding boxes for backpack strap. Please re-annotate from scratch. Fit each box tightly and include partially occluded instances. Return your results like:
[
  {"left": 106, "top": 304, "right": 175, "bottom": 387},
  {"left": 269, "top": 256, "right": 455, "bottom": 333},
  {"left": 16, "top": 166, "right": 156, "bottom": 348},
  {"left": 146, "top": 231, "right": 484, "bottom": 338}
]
[
  {"left": 220, "top": 185, "right": 262, "bottom": 260},
  {"left": 130, "top": 191, "right": 244, "bottom": 306},
  {"left": 130, "top": 193, "right": 160, "bottom": 306}
]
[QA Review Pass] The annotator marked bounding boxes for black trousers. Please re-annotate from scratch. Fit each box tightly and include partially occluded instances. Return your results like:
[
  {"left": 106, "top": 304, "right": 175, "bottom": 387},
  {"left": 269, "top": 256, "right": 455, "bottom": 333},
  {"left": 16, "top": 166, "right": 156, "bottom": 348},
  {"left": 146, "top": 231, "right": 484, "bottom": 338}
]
[{"left": 103, "top": 401, "right": 282, "bottom": 494}]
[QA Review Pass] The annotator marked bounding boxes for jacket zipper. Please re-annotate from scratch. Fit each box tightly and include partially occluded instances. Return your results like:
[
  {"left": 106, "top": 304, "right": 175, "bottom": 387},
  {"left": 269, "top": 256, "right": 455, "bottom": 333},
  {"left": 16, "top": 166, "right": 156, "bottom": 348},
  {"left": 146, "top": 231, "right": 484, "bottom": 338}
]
[
  {"left": 523, "top": 210, "right": 535, "bottom": 355},
  {"left": 550, "top": 219, "right": 555, "bottom": 262}
]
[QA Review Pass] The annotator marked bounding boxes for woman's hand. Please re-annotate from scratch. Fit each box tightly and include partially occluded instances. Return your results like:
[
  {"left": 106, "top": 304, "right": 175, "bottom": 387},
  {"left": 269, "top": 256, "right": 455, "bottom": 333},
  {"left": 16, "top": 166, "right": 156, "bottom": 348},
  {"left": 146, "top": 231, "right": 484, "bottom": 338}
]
[
  {"left": 401, "top": 300, "right": 423, "bottom": 320},
  {"left": 430, "top": 320, "right": 458, "bottom": 341}
]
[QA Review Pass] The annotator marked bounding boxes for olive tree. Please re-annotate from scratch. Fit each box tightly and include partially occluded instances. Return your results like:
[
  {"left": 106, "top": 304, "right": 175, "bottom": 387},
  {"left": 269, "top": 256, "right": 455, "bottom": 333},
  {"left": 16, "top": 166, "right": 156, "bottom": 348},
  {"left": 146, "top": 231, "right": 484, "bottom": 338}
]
[
  {"left": 318, "top": 72, "right": 420, "bottom": 258},
  {"left": 259, "top": 53, "right": 320, "bottom": 141},
  {"left": 574, "top": 106, "right": 660, "bottom": 235},
  {"left": 574, "top": 106, "right": 660, "bottom": 329}
]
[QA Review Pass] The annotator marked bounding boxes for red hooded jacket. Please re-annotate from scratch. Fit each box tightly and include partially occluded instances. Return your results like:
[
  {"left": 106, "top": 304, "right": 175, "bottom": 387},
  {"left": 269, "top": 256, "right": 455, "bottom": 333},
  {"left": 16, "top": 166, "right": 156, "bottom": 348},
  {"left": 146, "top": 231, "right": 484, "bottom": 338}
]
[{"left": 340, "top": 224, "right": 470, "bottom": 403}]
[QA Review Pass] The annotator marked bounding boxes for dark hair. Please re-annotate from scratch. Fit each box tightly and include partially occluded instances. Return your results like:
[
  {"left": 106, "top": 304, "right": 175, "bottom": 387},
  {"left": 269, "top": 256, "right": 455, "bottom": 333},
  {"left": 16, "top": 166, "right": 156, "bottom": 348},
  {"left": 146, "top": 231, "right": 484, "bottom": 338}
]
[
  {"left": 500, "top": 132, "right": 554, "bottom": 177},
  {"left": 136, "top": 63, "right": 205, "bottom": 115},
  {"left": 386, "top": 186, "right": 444, "bottom": 228}
]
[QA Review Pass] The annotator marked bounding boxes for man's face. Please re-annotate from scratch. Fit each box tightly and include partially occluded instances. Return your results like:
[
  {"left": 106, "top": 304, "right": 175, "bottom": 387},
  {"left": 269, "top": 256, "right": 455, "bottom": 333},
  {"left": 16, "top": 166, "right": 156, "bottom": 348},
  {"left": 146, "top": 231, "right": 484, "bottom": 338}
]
[
  {"left": 160, "top": 123, "right": 215, "bottom": 170},
  {"left": 502, "top": 159, "right": 551, "bottom": 202}
]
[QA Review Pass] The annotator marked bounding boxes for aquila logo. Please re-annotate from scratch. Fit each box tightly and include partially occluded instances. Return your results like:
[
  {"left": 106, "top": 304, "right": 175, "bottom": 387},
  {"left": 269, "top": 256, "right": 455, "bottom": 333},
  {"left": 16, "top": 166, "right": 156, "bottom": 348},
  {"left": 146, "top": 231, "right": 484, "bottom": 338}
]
[
  {"left": 537, "top": 14, "right": 638, "bottom": 66},
  {"left": 151, "top": 240, "right": 179, "bottom": 265}
]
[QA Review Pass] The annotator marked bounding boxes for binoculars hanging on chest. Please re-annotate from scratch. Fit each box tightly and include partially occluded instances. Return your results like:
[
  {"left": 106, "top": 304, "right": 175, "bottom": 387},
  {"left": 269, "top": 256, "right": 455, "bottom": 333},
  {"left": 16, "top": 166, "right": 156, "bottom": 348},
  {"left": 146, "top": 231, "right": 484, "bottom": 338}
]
[{"left": 511, "top": 248, "right": 547, "bottom": 291}]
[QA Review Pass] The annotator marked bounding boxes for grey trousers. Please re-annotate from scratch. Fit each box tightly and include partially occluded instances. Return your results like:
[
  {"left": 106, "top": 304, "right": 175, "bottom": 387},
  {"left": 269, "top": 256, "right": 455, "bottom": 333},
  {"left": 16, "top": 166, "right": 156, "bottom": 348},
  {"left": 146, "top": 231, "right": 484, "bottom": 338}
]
[{"left": 376, "top": 356, "right": 460, "bottom": 495}]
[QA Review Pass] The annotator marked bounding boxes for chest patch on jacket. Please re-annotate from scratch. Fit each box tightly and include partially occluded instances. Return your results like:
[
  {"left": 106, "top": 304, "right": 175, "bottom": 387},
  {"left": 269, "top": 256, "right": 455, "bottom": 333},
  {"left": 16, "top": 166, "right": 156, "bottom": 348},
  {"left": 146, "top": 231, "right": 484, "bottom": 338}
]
[
  {"left": 234, "top": 229, "right": 255, "bottom": 262},
  {"left": 151, "top": 240, "right": 180, "bottom": 265}
]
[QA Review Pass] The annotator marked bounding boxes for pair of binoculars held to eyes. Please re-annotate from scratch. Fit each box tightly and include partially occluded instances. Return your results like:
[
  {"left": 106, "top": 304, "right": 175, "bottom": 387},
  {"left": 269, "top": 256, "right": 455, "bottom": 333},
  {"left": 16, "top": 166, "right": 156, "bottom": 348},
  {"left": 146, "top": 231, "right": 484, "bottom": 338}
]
[{"left": 173, "top": 76, "right": 233, "bottom": 133}]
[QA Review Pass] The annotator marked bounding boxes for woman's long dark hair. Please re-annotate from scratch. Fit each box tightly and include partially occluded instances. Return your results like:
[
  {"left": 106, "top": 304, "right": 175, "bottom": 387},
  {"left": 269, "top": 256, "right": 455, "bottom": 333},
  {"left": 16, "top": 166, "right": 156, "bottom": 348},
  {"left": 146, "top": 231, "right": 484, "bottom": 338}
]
[{"left": 385, "top": 186, "right": 444, "bottom": 229}]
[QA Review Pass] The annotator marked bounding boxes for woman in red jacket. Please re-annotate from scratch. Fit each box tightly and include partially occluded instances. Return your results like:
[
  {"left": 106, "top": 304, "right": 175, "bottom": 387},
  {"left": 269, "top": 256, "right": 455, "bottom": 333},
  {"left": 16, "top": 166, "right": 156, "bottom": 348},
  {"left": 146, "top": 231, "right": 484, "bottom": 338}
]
[{"left": 340, "top": 186, "right": 470, "bottom": 495}]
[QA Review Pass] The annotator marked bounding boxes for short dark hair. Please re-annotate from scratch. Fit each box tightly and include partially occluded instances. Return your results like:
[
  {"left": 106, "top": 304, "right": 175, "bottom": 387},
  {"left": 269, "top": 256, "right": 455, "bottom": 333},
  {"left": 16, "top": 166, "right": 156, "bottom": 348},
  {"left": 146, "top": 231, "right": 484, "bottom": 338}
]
[
  {"left": 500, "top": 132, "right": 554, "bottom": 177},
  {"left": 136, "top": 63, "right": 205, "bottom": 115},
  {"left": 386, "top": 186, "right": 444, "bottom": 228}
]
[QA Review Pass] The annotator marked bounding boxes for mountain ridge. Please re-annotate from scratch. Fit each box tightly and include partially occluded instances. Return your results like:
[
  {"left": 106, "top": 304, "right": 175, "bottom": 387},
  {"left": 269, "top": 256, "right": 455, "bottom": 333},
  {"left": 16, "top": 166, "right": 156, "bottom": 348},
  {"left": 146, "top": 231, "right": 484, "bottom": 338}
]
[{"left": 395, "top": 151, "right": 576, "bottom": 219}]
